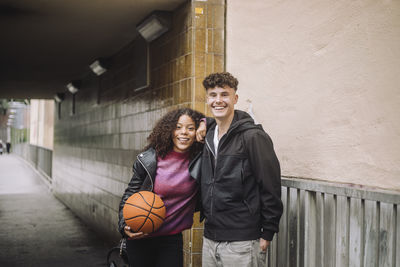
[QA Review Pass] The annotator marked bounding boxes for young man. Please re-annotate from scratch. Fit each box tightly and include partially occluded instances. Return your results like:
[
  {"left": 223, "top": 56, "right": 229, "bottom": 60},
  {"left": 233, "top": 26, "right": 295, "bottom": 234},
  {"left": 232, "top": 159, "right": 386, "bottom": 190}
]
[{"left": 199, "top": 72, "right": 283, "bottom": 266}]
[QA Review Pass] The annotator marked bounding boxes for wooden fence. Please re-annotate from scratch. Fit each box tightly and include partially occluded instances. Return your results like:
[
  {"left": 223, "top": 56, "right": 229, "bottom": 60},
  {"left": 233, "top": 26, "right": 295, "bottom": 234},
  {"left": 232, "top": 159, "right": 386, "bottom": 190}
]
[{"left": 267, "top": 177, "right": 400, "bottom": 267}]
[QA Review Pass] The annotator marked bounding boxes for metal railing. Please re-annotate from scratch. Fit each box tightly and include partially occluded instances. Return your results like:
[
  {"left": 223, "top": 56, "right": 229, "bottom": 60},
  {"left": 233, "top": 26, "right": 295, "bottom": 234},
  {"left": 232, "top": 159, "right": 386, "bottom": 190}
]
[
  {"left": 267, "top": 178, "right": 400, "bottom": 267},
  {"left": 13, "top": 143, "right": 53, "bottom": 183}
]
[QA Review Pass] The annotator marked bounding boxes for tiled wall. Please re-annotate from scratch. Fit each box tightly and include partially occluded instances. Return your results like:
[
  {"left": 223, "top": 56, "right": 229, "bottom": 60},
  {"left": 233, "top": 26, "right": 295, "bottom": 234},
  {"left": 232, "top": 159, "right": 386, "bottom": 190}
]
[
  {"left": 52, "top": 1, "right": 225, "bottom": 266},
  {"left": 184, "top": 1, "right": 226, "bottom": 264}
]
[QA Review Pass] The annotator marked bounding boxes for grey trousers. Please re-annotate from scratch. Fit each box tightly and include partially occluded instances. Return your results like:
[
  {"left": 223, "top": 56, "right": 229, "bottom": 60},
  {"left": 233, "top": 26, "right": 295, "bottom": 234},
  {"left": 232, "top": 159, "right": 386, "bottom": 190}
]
[{"left": 202, "top": 237, "right": 267, "bottom": 267}]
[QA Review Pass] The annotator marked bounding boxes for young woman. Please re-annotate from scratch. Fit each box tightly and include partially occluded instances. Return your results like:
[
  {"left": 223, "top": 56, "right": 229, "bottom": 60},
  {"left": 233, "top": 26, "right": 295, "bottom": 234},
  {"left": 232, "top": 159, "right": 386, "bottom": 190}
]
[{"left": 118, "top": 108, "right": 205, "bottom": 267}]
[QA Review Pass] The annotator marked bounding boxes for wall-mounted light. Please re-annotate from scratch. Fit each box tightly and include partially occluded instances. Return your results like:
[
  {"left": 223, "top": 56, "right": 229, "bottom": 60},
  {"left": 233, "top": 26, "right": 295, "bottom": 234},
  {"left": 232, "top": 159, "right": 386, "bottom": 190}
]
[
  {"left": 54, "top": 93, "right": 65, "bottom": 103},
  {"left": 66, "top": 81, "right": 81, "bottom": 94},
  {"left": 136, "top": 11, "right": 171, "bottom": 42},
  {"left": 90, "top": 59, "right": 108, "bottom": 76},
  {"left": 66, "top": 81, "right": 81, "bottom": 115}
]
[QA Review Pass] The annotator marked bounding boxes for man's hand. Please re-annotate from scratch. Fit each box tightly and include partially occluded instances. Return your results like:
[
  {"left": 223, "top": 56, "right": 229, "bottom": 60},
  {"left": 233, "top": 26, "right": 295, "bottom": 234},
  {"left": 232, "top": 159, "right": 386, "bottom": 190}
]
[
  {"left": 260, "top": 238, "right": 270, "bottom": 252},
  {"left": 124, "top": 226, "right": 148, "bottom": 239},
  {"left": 196, "top": 120, "right": 207, "bottom": 143}
]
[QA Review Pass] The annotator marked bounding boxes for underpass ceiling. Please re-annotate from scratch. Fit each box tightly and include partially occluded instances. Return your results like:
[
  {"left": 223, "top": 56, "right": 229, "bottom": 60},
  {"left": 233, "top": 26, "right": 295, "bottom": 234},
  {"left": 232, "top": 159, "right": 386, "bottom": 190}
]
[{"left": 0, "top": 0, "right": 185, "bottom": 99}]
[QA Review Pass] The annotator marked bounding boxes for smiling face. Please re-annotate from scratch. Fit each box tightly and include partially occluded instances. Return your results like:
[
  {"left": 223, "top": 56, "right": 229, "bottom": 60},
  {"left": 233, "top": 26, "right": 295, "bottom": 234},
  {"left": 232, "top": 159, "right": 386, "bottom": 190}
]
[
  {"left": 172, "top": 114, "right": 196, "bottom": 153},
  {"left": 206, "top": 86, "right": 238, "bottom": 122}
]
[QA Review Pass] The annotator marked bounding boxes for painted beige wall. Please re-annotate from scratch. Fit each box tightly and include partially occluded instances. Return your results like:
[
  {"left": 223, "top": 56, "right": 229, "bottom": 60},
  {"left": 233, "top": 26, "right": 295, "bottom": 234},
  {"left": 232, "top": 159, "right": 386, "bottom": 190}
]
[{"left": 226, "top": 0, "right": 400, "bottom": 190}]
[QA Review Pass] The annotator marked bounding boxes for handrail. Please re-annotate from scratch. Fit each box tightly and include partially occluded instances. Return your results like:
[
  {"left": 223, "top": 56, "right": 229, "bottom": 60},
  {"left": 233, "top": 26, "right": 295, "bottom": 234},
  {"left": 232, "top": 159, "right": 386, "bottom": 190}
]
[{"left": 282, "top": 177, "right": 400, "bottom": 204}]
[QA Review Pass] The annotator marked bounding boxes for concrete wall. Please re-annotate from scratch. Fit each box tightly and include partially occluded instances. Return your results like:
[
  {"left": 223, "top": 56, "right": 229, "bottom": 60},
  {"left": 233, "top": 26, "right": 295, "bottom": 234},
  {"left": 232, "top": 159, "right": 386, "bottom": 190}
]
[
  {"left": 0, "top": 100, "right": 9, "bottom": 142},
  {"left": 0, "top": 114, "right": 7, "bottom": 144},
  {"left": 226, "top": 0, "right": 400, "bottom": 191},
  {"left": 52, "top": 1, "right": 225, "bottom": 265},
  {"left": 30, "top": 100, "right": 54, "bottom": 150}
]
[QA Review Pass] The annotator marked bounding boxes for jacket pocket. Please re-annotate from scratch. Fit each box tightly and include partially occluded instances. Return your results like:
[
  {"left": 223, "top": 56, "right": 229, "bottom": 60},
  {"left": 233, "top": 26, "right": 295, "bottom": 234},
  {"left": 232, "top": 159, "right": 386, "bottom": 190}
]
[{"left": 243, "top": 199, "right": 254, "bottom": 215}]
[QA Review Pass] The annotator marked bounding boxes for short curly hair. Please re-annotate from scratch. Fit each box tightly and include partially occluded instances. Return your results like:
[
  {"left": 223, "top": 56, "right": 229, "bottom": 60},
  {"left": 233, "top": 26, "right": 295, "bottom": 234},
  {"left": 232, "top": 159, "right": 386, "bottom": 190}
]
[
  {"left": 144, "top": 108, "right": 204, "bottom": 159},
  {"left": 202, "top": 72, "right": 239, "bottom": 91}
]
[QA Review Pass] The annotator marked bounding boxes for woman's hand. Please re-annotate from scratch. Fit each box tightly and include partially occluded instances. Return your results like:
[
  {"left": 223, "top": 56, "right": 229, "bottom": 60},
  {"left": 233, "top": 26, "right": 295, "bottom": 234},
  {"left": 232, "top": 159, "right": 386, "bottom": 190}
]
[
  {"left": 196, "top": 120, "right": 207, "bottom": 143},
  {"left": 124, "top": 226, "right": 148, "bottom": 239}
]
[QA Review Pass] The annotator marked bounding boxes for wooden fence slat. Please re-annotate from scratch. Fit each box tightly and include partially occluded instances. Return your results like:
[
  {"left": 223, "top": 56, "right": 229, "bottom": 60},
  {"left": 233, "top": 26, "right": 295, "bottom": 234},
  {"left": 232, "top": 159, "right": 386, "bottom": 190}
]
[
  {"left": 336, "top": 196, "right": 349, "bottom": 266},
  {"left": 276, "top": 186, "right": 288, "bottom": 267},
  {"left": 349, "top": 198, "right": 363, "bottom": 267},
  {"left": 324, "top": 194, "right": 336, "bottom": 267},
  {"left": 396, "top": 205, "right": 399, "bottom": 267},
  {"left": 299, "top": 190, "right": 306, "bottom": 267},
  {"left": 304, "top": 191, "right": 316, "bottom": 267},
  {"left": 288, "top": 188, "right": 299, "bottom": 267},
  {"left": 379, "top": 203, "right": 394, "bottom": 267},
  {"left": 276, "top": 187, "right": 289, "bottom": 266},
  {"left": 364, "top": 200, "right": 379, "bottom": 267},
  {"left": 269, "top": 232, "right": 278, "bottom": 267},
  {"left": 315, "top": 192, "right": 324, "bottom": 266}
]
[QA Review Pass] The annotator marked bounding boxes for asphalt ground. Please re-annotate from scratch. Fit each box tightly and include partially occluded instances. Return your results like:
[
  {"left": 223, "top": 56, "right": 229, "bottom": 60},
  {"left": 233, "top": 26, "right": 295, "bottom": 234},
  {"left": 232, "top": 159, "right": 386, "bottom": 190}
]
[{"left": 0, "top": 154, "right": 114, "bottom": 267}]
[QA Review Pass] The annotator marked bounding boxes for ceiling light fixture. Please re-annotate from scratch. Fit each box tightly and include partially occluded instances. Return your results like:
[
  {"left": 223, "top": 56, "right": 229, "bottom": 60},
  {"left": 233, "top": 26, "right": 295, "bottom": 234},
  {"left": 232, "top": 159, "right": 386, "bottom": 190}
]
[
  {"left": 136, "top": 11, "right": 171, "bottom": 42},
  {"left": 54, "top": 93, "right": 65, "bottom": 103},
  {"left": 66, "top": 81, "right": 81, "bottom": 94},
  {"left": 89, "top": 59, "right": 108, "bottom": 76}
]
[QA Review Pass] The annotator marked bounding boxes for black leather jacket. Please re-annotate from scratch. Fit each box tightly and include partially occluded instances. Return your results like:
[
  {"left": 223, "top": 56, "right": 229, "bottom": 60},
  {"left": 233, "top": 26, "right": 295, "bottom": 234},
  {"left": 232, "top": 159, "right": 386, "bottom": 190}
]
[{"left": 118, "top": 147, "right": 202, "bottom": 236}]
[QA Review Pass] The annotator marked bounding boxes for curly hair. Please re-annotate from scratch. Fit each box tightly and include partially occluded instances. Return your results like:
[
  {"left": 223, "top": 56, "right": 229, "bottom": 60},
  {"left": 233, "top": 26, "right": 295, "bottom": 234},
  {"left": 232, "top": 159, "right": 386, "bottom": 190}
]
[
  {"left": 202, "top": 72, "right": 239, "bottom": 91},
  {"left": 144, "top": 108, "right": 205, "bottom": 159}
]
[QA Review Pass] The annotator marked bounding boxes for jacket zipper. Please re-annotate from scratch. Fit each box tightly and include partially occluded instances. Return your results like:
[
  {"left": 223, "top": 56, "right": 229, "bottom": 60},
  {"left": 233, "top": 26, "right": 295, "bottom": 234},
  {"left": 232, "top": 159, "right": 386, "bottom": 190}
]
[
  {"left": 206, "top": 129, "right": 232, "bottom": 218},
  {"left": 205, "top": 139, "right": 216, "bottom": 217},
  {"left": 205, "top": 138, "right": 216, "bottom": 159},
  {"left": 137, "top": 155, "right": 154, "bottom": 191}
]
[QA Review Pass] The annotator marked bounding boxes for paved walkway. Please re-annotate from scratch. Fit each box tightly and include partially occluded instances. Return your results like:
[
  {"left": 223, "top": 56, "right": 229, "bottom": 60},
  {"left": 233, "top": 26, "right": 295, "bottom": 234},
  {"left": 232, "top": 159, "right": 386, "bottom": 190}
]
[{"left": 0, "top": 154, "right": 113, "bottom": 267}]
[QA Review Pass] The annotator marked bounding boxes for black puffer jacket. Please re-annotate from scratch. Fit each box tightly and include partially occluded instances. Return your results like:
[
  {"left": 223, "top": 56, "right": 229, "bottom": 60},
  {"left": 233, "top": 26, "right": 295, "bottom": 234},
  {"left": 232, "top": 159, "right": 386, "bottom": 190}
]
[
  {"left": 118, "top": 148, "right": 202, "bottom": 237},
  {"left": 201, "top": 110, "right": 283, "bottom": 241}
]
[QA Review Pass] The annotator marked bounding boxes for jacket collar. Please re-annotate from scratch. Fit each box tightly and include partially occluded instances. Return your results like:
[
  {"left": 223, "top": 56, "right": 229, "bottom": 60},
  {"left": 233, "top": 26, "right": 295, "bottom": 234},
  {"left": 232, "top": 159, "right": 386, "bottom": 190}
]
[
  {"left": 137, "top": 147, "right": 157, "bottom": 190},
  {"left": 205, "top": 110, "right": 261, "bottom": 155}
]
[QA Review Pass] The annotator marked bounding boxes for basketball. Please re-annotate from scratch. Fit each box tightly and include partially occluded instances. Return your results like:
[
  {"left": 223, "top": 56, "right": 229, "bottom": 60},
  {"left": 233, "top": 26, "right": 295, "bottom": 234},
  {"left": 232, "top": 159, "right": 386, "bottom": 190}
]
[{"left": 123, "top": 191, "right": 166, "bottom": 234}]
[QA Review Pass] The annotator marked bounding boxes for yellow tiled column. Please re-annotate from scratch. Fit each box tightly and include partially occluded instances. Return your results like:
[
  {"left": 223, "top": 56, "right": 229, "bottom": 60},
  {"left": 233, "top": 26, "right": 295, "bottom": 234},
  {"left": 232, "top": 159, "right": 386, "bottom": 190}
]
[
  {"left": 191, "top": 0, "right": 225, "bottom": 117},
  {"left": 184, "top": 1, "right": 226, "bottom": 266},
  {"left": 149, "top": 1, "right": 226, "bottom": 266}
]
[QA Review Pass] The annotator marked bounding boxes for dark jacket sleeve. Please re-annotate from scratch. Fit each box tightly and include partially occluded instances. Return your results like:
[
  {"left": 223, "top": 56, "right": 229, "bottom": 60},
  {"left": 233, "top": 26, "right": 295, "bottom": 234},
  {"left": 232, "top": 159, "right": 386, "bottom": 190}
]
[
  {"left": 118, "top": 159, "right": 147, "bottom": 237},
  {"left": 205, "top": 117, "right": 216, "bottom": 129},
  {"left": 189, "top": 152, "right": 203, "bottom": 213},
  {"left": 245, "top": 129, "right": 283, "bottom": 241}
]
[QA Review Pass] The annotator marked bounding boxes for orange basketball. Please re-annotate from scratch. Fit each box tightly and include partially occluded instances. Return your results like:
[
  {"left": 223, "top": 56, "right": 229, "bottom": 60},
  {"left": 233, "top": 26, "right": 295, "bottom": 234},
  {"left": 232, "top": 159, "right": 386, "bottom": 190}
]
[{"left": 123, "top": 191, "right": 166, "bottom": 234}]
